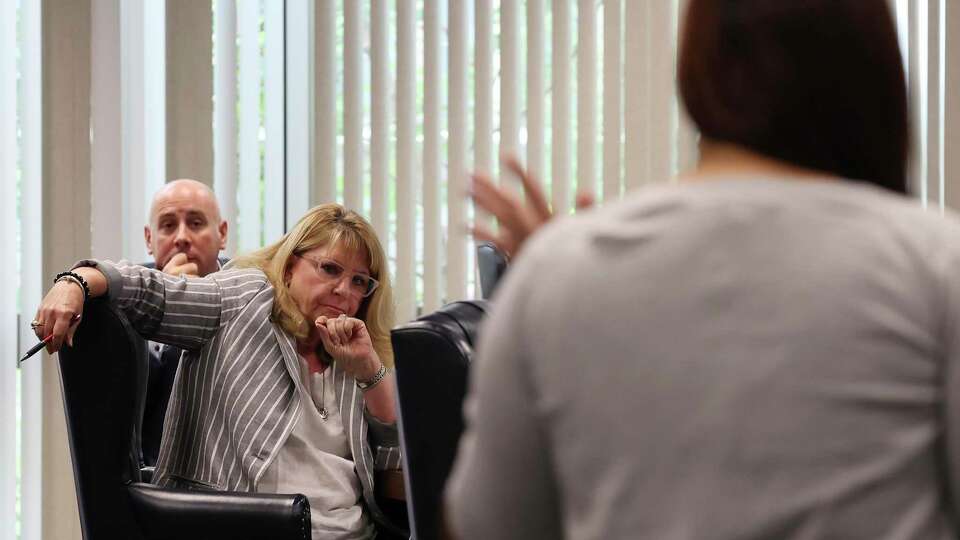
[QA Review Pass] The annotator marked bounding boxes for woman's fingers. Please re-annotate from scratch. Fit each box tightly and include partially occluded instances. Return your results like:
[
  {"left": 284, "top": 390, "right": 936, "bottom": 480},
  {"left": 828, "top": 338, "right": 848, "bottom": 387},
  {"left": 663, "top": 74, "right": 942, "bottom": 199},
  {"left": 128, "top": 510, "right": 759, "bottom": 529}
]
[
  {"left": 66, "top": 320, "right": 79, "bottom": 347},
  {"left": 315, "top": 319, "right": 335, "bottom": 348},
  {"left": 316, "top": 315, "right": 352, "bottom": 347},
  {"left": 345, "top": 318, "right": 365, "bottom": 340},
  {"left": 36, "top": 286, "right": 83, "bottom": 353},
  {"left": 315, "top": 316, "right": 367, "bottom": 364},
  {"left": 503, "top": 155, "right": 551, "bottom": 221},
  {"left": 470, "top": 174, "right": 528, "bottom": 235},
  {"left": 468, "top": 155, "right": 563, "bottom": 258},
  {"left": 315, "top": 316, "right": 342, "bottom": 351},
  {"left": 470, "top": 224, "right": 498, "bottom": 245},
  {"left": 471, "top": 173, "right": 541, "bottom": 255},
  {"left": 316, "top": 316, "right": 338, "bottom": 347},
  {"left": 32, "top": 312, "right": 45, "bottom": 340},
  {"left": 574, "top": 190, "right": 596, "bottom": 211},
  {"left": 325, "top": 317, "right": 340, "bottom": 346},
  {"left": 471, "top": 224, "right": 517, "bottom": 258},
  {"left": 334, "top": 315, "right": 352, "bottom": 345},
  {"left": 46, "top": 311, "right": 78, "bottom": 353}
]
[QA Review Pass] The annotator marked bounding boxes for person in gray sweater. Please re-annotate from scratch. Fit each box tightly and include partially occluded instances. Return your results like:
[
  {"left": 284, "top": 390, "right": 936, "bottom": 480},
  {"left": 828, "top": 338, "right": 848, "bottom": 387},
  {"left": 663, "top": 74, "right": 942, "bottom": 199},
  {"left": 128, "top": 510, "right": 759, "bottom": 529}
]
[{"left": 449, "top": 1, "right": 959, "bottom": 538}]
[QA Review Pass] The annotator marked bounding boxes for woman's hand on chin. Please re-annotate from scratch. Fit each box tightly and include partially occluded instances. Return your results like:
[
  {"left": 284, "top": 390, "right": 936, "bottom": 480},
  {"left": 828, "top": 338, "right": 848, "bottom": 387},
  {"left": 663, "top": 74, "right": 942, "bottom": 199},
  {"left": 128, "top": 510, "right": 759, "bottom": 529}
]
[{"left": 315, "top": 314, "right": 381, "bottom": 380}]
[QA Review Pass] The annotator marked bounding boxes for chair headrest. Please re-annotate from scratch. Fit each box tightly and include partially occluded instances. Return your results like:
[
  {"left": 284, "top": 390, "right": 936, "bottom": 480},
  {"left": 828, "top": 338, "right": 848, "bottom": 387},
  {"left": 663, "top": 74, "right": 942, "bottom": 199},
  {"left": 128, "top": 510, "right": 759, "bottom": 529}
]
[
  {"left": 57, "top": 299, "right": 149, "bottom": 537},
  {"left": 391, "top": 300, "right": 488, "bottom": 361},
  {"left": 390, "top": 299, "right": 488, "bottom": 540},
  {"left": 477, "top": 243, "right": 508, "bottom": 299}
]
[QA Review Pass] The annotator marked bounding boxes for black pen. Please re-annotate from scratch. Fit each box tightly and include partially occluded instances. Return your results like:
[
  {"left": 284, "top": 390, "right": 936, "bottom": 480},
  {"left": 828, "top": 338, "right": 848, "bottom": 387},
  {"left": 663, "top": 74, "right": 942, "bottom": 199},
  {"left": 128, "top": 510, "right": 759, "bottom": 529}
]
[
  {"left": 18, "top": 313, "right": 81, "bottom": 368},
  {"left": 17, "top": 334, "right": 53, "bottom": 369}
]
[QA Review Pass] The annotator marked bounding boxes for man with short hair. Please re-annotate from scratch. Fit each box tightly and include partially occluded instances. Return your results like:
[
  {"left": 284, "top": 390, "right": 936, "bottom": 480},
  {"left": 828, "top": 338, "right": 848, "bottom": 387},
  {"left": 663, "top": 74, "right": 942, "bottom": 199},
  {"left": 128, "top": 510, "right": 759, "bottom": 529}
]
[
  {"left": 142, "top": 179, "right": 228, "bottom": 467},
  {"left": 144, "top": 179, "right": 228, "bottom": 278}
]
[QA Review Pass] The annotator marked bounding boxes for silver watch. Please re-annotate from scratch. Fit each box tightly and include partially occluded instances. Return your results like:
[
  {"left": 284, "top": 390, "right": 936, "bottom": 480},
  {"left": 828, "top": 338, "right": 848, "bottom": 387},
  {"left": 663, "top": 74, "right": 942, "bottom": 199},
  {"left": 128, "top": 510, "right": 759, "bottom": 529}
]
[{"left": 356, "top": 363, "right": 387, "bottom": 390}]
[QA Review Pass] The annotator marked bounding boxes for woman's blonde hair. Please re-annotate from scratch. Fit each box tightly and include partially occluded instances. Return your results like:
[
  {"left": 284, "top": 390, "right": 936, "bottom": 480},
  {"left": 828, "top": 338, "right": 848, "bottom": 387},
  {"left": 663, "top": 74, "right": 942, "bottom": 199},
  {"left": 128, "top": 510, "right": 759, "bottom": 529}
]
[{"left": 230, "top": 203, "right": 395, "bottom": 367}]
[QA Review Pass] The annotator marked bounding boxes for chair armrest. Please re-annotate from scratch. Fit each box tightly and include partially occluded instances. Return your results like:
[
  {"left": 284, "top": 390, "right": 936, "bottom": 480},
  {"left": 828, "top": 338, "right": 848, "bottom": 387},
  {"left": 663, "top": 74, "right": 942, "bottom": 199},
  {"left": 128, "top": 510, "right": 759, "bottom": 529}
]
[
  {"left": 127, "top": 482, "right": 311, "bottom": 540},
  {"left": 140, "top": 466, "right": 155, "bottom": 484},
  {"left": 375, "top": 469, "right": 406, "bottom": 502}
]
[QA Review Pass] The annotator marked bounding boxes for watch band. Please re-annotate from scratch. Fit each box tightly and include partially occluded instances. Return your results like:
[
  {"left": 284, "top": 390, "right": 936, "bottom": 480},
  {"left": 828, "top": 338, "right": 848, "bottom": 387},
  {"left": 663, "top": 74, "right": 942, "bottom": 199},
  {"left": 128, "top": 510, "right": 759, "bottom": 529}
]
[{"left": 356, "top": 363, "right": 387, "bottom": 391}]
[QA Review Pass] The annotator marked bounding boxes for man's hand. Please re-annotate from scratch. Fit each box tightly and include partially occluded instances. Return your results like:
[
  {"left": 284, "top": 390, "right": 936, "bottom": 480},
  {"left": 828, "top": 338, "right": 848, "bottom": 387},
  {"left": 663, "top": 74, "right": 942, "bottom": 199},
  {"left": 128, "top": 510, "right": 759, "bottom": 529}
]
[
  {"left": 162, "top": 252, "right": 199, "bottom": 277},
  {"left": 470, "top": 155, "right": 594, "bottom": 258}
]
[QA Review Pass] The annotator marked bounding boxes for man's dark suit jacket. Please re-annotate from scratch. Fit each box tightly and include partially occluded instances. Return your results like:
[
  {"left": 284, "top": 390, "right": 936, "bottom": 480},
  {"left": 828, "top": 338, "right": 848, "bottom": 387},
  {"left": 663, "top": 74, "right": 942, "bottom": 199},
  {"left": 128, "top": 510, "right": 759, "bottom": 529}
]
[
  {"left": 143, "top": 342, "right": 180, "bottom": 466},
  {"left": 140, "top": 257, "right": 228, "bottom": 466}
]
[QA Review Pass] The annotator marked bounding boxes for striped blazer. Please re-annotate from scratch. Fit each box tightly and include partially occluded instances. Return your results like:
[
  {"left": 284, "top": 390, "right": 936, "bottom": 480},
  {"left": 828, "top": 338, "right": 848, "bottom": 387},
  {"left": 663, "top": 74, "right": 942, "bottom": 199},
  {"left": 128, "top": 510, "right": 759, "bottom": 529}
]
[{"left": 78, "top": 259, "right": 403, "bottom": 529}]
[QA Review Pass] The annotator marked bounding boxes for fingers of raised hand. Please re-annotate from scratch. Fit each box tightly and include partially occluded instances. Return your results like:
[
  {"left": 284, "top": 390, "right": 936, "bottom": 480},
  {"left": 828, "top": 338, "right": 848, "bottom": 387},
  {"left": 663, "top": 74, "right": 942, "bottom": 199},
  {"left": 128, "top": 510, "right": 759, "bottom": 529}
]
[
  {"left": 574, "top": 190, "right": 596, "bottom": 211},
  {"left": 503, "top": 155, "right": 551, "bottom": 221},
  {"left": 471, "top": 224, "right": 517, "bottom": 260},
  {"left": 469, "top": 174, "right": 516, "bottom": 221},
  {"left": 470, "top": 224, "right": 498, "bottom": 245},
  {"left": 470, "top": 174, "right": 529, "bottom": 238}
]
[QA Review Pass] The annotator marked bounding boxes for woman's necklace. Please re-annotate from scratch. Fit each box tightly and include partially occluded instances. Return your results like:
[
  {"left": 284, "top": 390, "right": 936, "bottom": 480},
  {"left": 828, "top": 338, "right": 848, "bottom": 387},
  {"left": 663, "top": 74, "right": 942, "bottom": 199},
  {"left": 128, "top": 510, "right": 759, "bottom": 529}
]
[
  {"left": 318, "top": 365, "right": 328, "bottom": 420},
  {"left": 316, "top": 351, "right": 332, "bottom": 420},
  {"left": 302, "top": 347, "right": 331, "bottom": 420}
]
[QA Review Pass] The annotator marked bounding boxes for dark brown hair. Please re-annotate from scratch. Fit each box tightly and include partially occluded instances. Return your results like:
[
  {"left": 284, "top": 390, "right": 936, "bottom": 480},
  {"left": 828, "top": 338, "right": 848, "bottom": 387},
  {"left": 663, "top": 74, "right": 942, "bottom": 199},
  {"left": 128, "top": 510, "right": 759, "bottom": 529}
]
[{"left": 678, "top": 0, "right": 908, "bottom": 193}]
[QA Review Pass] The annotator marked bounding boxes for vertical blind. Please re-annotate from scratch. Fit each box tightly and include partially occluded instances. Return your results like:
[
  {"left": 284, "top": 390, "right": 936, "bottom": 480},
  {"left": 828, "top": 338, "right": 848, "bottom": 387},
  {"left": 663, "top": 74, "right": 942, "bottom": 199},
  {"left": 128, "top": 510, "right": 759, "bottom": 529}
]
[
  {"left": 214, "top": 0, "right": 695, "bottom": 320},
  {"left": 0, "top": 0, "right": 17, "bottom": 536},
  {"left": 2, "top": 1, "right": 959, "bottom": 538}
]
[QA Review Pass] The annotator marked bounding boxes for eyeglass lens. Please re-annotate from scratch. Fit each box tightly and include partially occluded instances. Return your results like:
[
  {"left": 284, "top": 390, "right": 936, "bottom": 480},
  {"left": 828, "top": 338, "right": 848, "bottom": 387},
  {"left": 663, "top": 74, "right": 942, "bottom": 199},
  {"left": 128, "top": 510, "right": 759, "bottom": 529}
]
[{"left": 313, "top": 259, "right": 377, "bottom": 297}]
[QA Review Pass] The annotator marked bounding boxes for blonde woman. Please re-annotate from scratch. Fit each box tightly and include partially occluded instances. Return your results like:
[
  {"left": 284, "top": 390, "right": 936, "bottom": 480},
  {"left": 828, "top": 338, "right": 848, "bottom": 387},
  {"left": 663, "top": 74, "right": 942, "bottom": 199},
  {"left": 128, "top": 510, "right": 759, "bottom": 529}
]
[{"left": 35, "top": 203, "right": 405, "bottom": 539}]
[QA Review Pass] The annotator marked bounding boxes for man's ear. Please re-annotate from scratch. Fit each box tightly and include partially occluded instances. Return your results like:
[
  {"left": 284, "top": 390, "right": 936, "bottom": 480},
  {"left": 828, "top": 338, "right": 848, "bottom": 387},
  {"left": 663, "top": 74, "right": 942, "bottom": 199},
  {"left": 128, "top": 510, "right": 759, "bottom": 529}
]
[
  {"left": 144, "top": 225, "right": 154, "bottom": 255},
  {"left": 218, "top": 220, "right": 228, "bottom": 250}
]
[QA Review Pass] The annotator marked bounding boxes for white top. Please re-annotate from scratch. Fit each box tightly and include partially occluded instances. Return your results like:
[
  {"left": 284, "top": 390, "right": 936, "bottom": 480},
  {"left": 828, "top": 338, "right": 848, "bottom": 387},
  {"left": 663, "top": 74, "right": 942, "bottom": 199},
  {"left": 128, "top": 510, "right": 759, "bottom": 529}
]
[
  {"left": 258, "top": 358, "right": 373, "bottom": 539},
  {"left": 448, "top": 177, "right": 960, "bottom": 540}
]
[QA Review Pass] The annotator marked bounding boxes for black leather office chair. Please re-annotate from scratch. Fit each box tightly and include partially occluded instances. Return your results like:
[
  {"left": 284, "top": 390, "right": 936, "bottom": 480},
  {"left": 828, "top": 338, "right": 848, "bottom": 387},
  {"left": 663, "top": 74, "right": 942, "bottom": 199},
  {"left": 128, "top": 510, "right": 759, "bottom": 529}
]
[
  {"left": 58, "top": 298, "right": 311, "bottom": 540},
  {"left": 391, "top": 300, "right": 488, "bottom": 540},
  {"left": 476, "top": 242, "right": 508, "bottom": 299}
]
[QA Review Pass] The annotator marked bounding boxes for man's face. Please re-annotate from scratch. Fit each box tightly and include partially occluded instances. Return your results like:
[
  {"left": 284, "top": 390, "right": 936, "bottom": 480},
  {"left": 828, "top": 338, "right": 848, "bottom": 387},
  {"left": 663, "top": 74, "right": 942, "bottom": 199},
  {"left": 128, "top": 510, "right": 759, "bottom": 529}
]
[{"left": 144, "top": 181, "right": 227, "bottom": 277}]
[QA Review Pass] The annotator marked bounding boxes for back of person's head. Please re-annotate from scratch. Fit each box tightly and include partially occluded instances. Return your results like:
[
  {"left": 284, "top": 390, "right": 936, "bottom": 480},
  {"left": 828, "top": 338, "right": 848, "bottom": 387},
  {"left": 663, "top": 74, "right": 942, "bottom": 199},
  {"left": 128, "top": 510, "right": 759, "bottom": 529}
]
[
  {"left": 678, "top": 0, "right": 908, "bottom": 194},
  {"left": 231, "top": 203, "right": 395, "bottom": 365}
]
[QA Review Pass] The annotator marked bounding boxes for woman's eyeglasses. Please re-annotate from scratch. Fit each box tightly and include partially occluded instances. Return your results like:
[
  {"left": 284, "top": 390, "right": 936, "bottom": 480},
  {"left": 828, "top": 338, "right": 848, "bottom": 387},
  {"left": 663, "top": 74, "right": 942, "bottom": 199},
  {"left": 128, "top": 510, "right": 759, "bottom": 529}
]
[{"left": 298, "top": 255, "right": 380, "bottom": 298}]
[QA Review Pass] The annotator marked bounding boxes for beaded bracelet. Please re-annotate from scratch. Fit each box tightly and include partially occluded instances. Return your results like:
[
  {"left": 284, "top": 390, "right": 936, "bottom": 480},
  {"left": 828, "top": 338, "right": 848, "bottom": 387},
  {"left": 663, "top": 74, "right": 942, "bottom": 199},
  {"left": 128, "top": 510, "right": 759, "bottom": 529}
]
[
  {"left": 54, "top": 271, "right": 91, "bottom": 303},
  {"left": 356, "top": 363, "right": 387, "bottom": 391}
]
